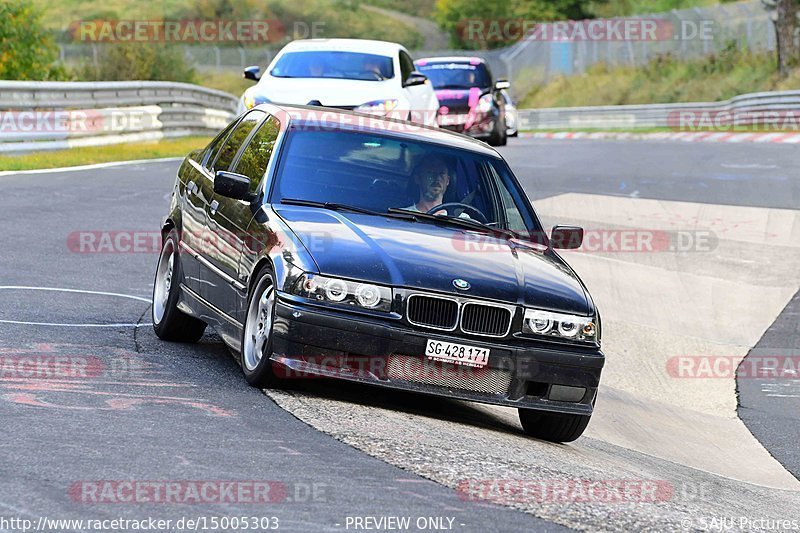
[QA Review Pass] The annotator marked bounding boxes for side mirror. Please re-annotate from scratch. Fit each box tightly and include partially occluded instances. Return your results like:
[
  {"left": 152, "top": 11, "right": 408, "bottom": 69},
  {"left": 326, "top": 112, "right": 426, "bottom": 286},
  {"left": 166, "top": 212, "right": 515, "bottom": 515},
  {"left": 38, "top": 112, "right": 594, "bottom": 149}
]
[
  {"left": 550, "top": 226, "right": 584, "bottom": 250},
  {"left": 404, "top": 71, "right": 428, "bottom": 87},
  {"left": 495, "top": 79, "right": 510, "bottom": 90},
  {"left": 243, "top": 65, "right": 261, "bottom": 82},
  {"left": 214, "top": 171, "right": 254, "bottom": 201}
]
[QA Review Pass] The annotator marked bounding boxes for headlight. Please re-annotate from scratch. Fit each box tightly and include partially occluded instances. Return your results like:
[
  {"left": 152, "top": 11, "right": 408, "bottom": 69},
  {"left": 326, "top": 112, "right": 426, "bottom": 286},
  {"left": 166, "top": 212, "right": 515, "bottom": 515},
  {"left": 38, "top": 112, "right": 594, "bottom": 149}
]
[
  {"left": 355, "top": 99, "right": 399, "bottom": 115},
  {"left": 290, "top": 273, "right": 393, "bottom": 312},
  {"left": 523, "top": 309, "right": 598, "bottom": 344},
  {"left": 477, "top": 93, "right": 493, "bottom": 114},
  {"left": 243, "top": 90, "right": 269, "bottom": 110}
]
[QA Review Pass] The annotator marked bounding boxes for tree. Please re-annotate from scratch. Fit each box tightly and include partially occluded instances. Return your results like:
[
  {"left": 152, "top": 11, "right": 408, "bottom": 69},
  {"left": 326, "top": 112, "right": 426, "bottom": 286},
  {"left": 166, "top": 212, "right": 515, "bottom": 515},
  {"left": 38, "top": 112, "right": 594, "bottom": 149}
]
[
  {"left": 76, "top": 43, "right": 196, "bottom": 83},
  {"left": 763, "top": 0, "right": 800, "bottom": 76},
  {"left": 0, "top": 0, "right": 62, "bottom": 80},
  {"left": 434, "top": 0, "right": 599, "bottom": 50}
]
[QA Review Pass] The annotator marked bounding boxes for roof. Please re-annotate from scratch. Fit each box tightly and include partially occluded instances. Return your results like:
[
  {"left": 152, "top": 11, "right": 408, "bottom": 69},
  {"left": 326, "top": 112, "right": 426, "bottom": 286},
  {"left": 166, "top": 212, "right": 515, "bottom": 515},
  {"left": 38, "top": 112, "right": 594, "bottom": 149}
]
[
  {"left": 279, "top": 39, "right": 407, "bottom": 58},
  {"left": 258, "top": 103, "right": 501, "bottom": 158}
]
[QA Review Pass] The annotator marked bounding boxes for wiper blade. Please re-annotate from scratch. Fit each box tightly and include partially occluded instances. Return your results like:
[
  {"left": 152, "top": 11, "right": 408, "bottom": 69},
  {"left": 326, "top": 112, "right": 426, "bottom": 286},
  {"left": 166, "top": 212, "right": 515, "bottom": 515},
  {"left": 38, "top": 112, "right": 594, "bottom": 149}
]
[
  {"left": 388, "top": 208, "right": 515, "bottom": 239},
  {"left": 280, "top": 198, "right": 415, "bottom": 219}
]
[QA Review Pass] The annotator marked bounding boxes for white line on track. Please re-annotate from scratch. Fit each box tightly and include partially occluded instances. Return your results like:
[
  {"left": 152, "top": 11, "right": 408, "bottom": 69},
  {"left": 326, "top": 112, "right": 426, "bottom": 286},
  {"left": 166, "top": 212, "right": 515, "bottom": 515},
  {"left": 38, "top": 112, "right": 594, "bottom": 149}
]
[
  {"left": 0, "top": 286, "right": 151, "bottom": 302},
  {"left": 0, "top": 320, "right": 152, "bottom": 328},
  {"left": 721, "top": 163, "right": 779, "bottom": 169},
  {"left": 0, "top": 286, "right": 151, "bottom": 328},
  {"left": 0, "top": 157, "right": 183, "bottom": 177}
]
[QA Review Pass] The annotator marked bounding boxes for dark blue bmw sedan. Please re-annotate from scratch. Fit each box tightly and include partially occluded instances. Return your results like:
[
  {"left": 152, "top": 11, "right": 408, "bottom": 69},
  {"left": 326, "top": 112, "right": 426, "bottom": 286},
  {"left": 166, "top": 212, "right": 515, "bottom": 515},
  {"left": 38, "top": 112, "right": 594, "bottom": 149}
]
[{"left": 152, "top": 104, "right": 603, "bottom": 442}]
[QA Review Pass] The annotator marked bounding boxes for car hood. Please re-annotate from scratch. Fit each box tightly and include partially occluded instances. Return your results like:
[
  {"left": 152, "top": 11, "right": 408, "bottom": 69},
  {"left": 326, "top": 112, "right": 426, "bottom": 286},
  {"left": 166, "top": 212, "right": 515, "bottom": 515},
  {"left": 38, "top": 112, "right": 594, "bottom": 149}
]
[
  {"left": 274, "top": 206, "right": 593, "bottom": 315},
  {"left": 249, "top": 77, "right": 399, "bottom": 107}
]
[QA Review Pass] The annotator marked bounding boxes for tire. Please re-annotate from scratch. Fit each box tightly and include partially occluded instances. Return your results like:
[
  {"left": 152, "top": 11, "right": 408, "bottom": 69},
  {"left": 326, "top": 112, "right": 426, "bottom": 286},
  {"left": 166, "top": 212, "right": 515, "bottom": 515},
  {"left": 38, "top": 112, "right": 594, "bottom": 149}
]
[
  {"left": 241, "top": 266, "right": 282, "bottom": 388},
  {"left": 518, "top": 408, "right": 591, "bottom": 443},
  {"left": 487, "top": 116, "right": 508, "bottom": 146},
  {"left": 152, "top": 229, "right": 207, "bottom": 342}
]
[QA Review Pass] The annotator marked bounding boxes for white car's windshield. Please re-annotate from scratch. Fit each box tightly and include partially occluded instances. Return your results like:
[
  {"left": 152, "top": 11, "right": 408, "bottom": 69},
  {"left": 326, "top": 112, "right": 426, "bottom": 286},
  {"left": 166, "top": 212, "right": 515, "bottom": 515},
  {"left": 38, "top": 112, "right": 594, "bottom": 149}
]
[{"left": 270, "top": 51, "right": 394, "bottom": 81}]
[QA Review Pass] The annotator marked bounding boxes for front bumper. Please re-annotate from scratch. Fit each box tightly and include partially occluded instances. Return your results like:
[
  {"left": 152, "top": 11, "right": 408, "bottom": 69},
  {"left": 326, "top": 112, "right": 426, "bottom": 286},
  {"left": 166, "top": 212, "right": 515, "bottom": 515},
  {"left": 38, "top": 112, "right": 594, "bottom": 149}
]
[
  {"left": 270, "top": 295, "right": 604, "bottom": 416},
  {"left": 438, "top": 112, "right": 496, "bottom": 139}
]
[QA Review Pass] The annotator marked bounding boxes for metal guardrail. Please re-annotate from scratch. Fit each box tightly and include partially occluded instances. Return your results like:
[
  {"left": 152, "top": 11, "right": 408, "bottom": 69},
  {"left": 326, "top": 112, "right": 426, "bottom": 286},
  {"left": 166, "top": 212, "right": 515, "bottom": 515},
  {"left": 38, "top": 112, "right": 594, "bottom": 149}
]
[
  {"left": 0, "top": 81, "right": 238, "bottom": 154},
  {"left": 517, "top": 90, "right": 800, "bottom": 130}
]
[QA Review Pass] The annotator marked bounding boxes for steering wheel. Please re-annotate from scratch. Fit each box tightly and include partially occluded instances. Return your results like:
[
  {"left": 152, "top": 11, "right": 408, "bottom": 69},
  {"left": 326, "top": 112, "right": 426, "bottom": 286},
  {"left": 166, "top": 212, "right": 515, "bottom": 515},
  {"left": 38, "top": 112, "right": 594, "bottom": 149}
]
[{"left": 425, "top": 203, "right": 488, "bottom": 224}]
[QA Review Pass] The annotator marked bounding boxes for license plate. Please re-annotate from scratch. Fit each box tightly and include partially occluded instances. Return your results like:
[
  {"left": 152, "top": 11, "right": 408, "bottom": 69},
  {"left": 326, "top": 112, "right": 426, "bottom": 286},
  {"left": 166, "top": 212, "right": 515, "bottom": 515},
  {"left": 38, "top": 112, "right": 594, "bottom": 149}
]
[{"left": 425, "top": 339, "right": 489, "bottom": 368}]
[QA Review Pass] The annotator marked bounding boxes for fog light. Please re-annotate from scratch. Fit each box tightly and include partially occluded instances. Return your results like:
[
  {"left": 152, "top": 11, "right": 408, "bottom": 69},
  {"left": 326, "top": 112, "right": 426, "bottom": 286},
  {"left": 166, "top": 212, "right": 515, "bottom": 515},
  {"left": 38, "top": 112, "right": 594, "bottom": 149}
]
[{"left": 548, "top": 385, "right": 586, "bottom": 403}]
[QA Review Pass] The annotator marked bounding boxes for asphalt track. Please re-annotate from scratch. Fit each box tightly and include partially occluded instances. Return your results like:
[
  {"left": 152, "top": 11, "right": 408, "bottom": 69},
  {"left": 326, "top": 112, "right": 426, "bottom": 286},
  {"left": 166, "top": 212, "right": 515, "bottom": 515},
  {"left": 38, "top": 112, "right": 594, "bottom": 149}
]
[{"left": 0, "top": 137, "right": 797, "bottom": 532}]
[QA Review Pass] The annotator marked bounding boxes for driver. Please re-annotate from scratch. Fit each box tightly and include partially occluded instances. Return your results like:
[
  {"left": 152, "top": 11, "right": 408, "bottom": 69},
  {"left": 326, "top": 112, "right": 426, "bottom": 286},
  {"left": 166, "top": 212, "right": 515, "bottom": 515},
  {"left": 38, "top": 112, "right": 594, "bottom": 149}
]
[
  {"left": 401, "top": 156, "right": 470, "bottom": 218},
  {"left": 307, "top": 58, "right": 326, "bottom": 77},
  {"left": 362, "top": 56, "right": 385, "bottom": 80}
]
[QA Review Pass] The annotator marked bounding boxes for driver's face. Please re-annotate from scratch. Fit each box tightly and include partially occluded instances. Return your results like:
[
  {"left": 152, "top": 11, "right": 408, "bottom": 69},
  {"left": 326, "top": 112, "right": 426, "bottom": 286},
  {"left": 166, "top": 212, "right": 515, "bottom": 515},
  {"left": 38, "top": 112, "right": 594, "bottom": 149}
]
[{"left": 418, "top": 164, "right": 450, "bottom": 202}]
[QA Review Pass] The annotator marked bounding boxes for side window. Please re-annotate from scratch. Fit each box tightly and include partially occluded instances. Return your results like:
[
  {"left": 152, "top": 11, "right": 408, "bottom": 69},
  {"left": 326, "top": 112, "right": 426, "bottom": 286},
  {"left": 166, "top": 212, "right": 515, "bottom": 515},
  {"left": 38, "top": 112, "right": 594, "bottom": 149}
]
[
  {"left": 212, "top": 110, "right": 265, "bottom": 172},
  {"left": 202, "top": 120, "right": 239, "bottom": 169},
  {"left": 233, "top": 115, "right": 281, "bottom": 195},
  {"left": 484, "top": 163, "right": 530, "bottom": 234},
  {"left": 399, "top": 51, "right": 414, "bottom": 82}
]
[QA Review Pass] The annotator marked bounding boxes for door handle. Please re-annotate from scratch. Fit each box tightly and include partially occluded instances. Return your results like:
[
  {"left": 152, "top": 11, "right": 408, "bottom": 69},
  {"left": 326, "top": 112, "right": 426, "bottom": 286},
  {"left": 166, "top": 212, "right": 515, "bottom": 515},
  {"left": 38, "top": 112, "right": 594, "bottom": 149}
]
[
  {"left": 186, "top": 181, "right": 197, "bottom": 195},
  {"left": 210, "top": 200, "right": 219, "bottom": 215}
]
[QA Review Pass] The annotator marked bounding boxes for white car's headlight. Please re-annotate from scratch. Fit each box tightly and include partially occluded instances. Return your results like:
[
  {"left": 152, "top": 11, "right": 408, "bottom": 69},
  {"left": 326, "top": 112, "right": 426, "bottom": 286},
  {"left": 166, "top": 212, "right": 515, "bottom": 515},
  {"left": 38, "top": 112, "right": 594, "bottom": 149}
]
[
  {"left": 242, "top": 90, "right": 269, "bottom": 110},
  {"left": 355, "top": 99, "right": 399, "bottom": 115},
  {"left": 290, "top": 273, "right": 393, "bottom": 312},
  {"left": 477, "top": 93, "right": 493, "bottom": 114},
  {"left": 523, "top": 309, "right": 598, "bottom": 344}
]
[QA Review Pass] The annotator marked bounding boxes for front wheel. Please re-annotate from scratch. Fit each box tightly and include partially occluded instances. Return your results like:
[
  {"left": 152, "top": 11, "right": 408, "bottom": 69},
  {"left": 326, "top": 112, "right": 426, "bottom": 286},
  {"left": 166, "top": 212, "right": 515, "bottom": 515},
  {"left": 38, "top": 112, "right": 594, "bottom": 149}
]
[
  {"left": 152, "top": 229, "right": 207, "bottom": 342},
  {"left": 487, "top": 116, "right": 508, "bottom": 146},
  {"left": 241, "top": 267, "right": 282, "bottom": 388},
  {"left": 518, "top": 408, "right": 591, "bottom": 443}
]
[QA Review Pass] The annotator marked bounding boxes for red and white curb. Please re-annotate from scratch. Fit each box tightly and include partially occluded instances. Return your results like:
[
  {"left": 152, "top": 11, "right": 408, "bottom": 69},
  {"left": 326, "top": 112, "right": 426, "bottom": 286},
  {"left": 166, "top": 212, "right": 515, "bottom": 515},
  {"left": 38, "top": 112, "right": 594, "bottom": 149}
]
[{"left": 522, "top": 131, "right": 800, "bottom": 144}]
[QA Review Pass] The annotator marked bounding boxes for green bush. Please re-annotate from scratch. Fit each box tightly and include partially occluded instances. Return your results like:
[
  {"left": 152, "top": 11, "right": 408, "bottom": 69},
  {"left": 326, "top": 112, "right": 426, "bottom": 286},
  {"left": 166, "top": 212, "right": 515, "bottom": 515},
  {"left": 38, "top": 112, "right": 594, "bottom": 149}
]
[
  {"left": 75, "top": 43, "right": 197, "bottom": 83},
  {"left": 0, "top": 0, "right": 64, "bottom": 80}
]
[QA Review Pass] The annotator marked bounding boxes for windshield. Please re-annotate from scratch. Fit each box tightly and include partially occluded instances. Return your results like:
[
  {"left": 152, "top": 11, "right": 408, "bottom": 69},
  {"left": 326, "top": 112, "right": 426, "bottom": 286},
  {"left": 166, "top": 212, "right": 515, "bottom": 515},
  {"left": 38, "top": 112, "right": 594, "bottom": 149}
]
[
  {"left": 416, "top": 62, "right": 491, "bottom": 89},
  {"left": 270, "top": 51, "right": 395, "bottom": 81},
  {"left": 271, "top": 129, "right": 540, "bottom": 237}
]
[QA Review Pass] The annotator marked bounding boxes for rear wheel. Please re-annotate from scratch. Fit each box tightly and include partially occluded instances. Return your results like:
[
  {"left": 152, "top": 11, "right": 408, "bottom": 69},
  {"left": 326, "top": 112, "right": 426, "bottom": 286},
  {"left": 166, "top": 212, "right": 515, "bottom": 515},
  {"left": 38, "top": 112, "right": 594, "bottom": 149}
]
[
  {"left": 241, "top": 266, "right": 282, "bottom": 388},
  {"left": 152, "top": 229, "right": 207, "bottom": 342},
  {"left": 518, "top": 408, "right": 591, "bottom": 443}
]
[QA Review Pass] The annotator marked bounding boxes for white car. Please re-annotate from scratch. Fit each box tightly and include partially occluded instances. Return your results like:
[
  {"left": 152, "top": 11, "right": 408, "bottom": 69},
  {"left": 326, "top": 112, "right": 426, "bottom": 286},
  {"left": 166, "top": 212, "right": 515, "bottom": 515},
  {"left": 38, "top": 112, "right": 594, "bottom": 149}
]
[
  {"left": 502, "top": 90, "right": 519, "bottom": 137},
  {"left": 238, "top": 39, "right": 440, "bottom": 126}
]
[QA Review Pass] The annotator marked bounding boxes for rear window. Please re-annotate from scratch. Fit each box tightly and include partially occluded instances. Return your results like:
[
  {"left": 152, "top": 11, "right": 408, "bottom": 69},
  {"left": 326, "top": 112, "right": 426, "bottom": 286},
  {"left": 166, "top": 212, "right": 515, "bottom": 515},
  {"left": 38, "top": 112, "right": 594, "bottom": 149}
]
[{"left": 270, "top": 51, "right": 394, "bottom": 81}]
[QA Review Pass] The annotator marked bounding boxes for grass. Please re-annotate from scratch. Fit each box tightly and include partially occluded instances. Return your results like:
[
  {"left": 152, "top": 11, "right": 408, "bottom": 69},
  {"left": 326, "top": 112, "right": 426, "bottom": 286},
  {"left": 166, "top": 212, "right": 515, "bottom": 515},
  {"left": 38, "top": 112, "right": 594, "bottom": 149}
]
[
  {"left": 520, "top": 47, "right": 800, "bottom": 109},
  {"left": 589, "top": 0, "right": 727, "bottom": 17},
  {"left": 201, "top": 70, "right": 252, "bottom": 96},
  {"left": 0, "top": 136, "right": 211, "bottom": 172},
  {"left": 33, "top": 0, "right": 423, "bottom": 48}
]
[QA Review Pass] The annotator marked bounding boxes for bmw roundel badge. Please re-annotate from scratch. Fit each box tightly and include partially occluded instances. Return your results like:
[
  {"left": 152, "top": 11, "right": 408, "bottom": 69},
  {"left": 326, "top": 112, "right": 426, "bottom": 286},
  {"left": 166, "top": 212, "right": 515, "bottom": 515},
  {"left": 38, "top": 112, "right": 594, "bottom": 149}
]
[{"left": 453, "top": 279, "right": 471, "bottom": 291}]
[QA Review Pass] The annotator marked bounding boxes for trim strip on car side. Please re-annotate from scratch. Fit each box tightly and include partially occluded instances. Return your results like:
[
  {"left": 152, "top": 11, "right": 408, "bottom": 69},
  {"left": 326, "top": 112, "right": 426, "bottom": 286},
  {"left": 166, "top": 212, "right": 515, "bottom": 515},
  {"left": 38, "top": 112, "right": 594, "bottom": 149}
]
[
  {"left": 180, "top": 283, "right": 243, "bottom": 329},
  {"left": 179, "top": 241, "right": 247, "bottom": 291},
  {"left": 188, "top": 158, "right": 214, "bottom": 180}
]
